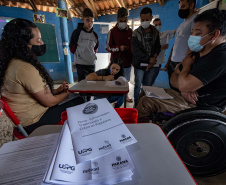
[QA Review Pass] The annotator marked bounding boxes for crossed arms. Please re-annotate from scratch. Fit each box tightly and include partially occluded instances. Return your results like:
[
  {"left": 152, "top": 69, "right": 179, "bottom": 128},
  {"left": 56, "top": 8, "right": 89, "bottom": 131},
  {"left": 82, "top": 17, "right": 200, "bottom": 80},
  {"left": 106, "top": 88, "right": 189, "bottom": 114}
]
[{"left": 170, "top": 54, "right": 204, "bottom": 104}]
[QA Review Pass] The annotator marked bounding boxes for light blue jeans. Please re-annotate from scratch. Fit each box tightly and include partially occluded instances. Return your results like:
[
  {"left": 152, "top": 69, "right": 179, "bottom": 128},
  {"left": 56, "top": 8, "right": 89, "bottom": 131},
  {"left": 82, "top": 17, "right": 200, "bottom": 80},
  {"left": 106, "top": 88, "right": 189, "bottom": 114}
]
[
  {"left": 124, "top": 67, "right": 132, "bottom": 98},
  {"left": 134, "top": 66, "right": 161, "bottom": 104},
  {"left": 124, "top": 67, "right": 132, "bottom": 82}
]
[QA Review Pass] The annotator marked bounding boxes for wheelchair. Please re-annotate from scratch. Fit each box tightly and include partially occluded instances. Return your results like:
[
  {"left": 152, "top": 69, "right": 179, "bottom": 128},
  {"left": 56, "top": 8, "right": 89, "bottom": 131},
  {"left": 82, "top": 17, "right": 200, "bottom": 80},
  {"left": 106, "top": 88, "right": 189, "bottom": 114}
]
[{"left": 154, "top": 105, "right": 226, "bottom": 177}]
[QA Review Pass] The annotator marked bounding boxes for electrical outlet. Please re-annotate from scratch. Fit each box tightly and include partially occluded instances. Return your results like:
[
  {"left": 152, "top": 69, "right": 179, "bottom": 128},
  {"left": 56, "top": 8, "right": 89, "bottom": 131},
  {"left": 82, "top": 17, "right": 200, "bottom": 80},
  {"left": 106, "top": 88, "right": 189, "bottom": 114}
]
[{"left": 49, "top": 69, "right": 54, "bottom": 72}]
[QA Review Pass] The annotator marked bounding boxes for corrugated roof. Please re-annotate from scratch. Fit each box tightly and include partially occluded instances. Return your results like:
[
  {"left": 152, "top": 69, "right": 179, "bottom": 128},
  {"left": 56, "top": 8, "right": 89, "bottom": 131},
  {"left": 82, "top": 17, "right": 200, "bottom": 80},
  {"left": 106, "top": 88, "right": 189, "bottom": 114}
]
[{"left": 0, "top": 0, "right": 166, "bottom": 18}]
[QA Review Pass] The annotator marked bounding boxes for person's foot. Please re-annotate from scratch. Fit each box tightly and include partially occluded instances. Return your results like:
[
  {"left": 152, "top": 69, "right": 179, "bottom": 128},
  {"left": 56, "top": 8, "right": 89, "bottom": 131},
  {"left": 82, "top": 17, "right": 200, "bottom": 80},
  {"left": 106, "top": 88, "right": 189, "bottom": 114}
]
[
  {"left": 112, "top": 101, "right": 117, "bottom": 107},
  {"left": 126, "top": 97, "right": 133, "bottom": 103}
]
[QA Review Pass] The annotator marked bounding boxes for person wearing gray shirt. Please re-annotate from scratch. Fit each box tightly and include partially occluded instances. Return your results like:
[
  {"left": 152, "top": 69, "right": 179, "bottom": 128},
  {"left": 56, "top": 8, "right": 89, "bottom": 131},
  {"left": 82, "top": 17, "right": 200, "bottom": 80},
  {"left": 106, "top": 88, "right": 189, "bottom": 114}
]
[
  {"left": 152, "top": 18, "right": 176, "bottom": 85},
  {"left": 164, "top": 0, "right": 197, "bottom": 90}
]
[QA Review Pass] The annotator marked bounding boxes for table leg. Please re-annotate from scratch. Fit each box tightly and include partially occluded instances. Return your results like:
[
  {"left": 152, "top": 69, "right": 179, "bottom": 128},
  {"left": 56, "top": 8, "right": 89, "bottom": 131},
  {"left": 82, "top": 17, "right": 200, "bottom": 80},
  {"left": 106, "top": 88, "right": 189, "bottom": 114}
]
[{"left": 124, "top": 94, "right": 127, "bottom": 108}]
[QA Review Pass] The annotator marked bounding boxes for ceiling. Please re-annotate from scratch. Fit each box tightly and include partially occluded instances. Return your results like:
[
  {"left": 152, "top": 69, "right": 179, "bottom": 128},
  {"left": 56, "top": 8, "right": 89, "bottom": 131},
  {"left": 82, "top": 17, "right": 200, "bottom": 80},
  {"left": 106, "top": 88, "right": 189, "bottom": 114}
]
[{"left": 0, "top": 0, "right": 166, "bottom": 19}]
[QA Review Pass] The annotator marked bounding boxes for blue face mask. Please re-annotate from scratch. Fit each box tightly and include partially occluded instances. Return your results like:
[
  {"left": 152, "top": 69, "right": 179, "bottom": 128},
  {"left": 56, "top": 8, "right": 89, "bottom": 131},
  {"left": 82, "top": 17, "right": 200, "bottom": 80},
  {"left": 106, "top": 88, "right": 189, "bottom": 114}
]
[
  {"left": 188, "top": 32, "right": 214, "bottom": 52},
  {"left": 155, "top": 25, "right": 162, "bottom": 32}
]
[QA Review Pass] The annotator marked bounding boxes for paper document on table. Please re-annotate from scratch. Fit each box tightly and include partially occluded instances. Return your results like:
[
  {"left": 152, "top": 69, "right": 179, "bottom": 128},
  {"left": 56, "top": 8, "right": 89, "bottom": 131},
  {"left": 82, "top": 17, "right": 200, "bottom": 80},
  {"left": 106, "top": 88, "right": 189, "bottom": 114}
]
[
  {"left": 0, "top": 133, "right": 59, "bottom": 185},
  {"left": 44, "top": 122, "right": 134, "bottom": 184},
  {"left": 105, "top": 81, "right": 127, "bottom": 87},
  {"left": 105, "top": 76, "right": 128, "bottom": 87},
  {"left": 66, "top": 98, "right": 137, "bottom": 164},
  {"left": 143, "top": 86, "right": 173, "bottom": 99}
]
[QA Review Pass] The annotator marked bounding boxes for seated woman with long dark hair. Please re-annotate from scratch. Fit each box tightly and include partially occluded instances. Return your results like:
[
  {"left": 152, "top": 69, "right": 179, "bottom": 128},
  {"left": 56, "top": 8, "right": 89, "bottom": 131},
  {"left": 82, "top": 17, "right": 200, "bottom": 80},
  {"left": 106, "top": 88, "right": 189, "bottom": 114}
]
[
  {"left": 0, "top": 18, "right": 84, "bottom": 134},
  {"left": 86, "top": 58, "right": 125, "bottom": 108}
]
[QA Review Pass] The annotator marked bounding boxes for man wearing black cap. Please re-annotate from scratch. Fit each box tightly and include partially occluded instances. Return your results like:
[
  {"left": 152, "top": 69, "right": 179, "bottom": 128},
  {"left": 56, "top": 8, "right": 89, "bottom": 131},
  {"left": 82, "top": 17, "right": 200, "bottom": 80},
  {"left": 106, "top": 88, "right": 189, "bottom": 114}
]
[{"left": 106, "top": 7, "right": 133, "bottom": 103}]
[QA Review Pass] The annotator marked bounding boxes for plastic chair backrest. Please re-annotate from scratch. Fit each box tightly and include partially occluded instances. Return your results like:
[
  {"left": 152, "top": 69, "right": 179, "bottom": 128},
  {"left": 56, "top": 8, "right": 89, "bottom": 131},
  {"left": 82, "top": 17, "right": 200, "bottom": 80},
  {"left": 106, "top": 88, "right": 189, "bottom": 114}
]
[
  {"left": 60, "top": 108, "right": 138, "bottom": 124},
  {"left": 0, "top": 99, "right": 20, "bottom": 126},
  {"left": 114, "top": 108, "right": 138, "bottom": 124},
  {"left": 0, "top": 99, "right": 28, "bottom": 138}
]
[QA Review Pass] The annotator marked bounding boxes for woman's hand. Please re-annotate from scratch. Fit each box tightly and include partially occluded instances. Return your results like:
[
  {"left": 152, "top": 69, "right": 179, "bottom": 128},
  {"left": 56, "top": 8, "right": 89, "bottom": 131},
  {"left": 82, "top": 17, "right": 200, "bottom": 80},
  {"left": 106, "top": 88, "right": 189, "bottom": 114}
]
[
  {"left": 55, "top": 81, "right": 69, "bottom": 94},
  {"left": 104, "top": 75, "right": 114, "bottom": 81}
]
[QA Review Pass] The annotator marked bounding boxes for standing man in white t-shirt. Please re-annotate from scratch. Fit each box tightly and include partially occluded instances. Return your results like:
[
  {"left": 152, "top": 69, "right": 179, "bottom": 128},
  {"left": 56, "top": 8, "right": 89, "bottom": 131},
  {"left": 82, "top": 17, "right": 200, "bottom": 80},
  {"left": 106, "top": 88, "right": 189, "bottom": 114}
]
[
  {"left": 152, "top": 18, "right": 176, "bottom": 85},
  {"left": 164, "top": 0, "right": 197, "bottom": 89}
]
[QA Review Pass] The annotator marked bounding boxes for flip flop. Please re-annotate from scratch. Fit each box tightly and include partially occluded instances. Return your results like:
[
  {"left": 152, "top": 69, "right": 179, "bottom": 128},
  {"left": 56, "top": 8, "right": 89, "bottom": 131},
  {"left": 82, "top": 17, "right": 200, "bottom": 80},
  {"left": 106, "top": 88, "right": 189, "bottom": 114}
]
[{"left": 126, "top": 98, "right": 133, "bottom": 103}]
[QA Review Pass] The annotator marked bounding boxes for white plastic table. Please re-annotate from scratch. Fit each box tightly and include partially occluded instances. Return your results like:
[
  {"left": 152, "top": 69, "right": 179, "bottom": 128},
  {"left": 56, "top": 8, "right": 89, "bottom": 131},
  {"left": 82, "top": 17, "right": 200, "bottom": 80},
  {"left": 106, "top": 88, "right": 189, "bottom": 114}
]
[{"left": 29, "top": 123, "right": 197, "bottom": 185}]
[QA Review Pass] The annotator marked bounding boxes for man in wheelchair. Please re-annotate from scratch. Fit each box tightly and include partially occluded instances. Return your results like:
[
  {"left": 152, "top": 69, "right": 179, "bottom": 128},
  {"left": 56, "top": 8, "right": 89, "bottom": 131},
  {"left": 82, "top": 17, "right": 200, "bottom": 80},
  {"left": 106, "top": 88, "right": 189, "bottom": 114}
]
[{"left": 136, "top": 8, "right": 226, "bottom": 124}]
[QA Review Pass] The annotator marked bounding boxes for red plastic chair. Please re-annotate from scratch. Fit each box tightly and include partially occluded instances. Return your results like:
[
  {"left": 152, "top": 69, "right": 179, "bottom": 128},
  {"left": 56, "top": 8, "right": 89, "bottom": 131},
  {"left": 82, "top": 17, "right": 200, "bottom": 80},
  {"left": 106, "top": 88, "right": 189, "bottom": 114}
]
[
  {"left": 114, "top": 108, "right": 138, "bottom": 124},
  {"left": 0, "top": 98, "right": 64, "bottom": 139},
  {"left": 0, "top": 99, "right": 28, "bottom": 139},
  {"left": 60, "top": 108, "right": 138, "bottom": 124}
]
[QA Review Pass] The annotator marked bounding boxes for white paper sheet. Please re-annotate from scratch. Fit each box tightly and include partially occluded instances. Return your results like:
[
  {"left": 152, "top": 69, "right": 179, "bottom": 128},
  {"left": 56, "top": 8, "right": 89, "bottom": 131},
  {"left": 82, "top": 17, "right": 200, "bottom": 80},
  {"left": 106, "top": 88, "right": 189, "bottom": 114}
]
[
  {"left": 140, "top": 63, "right": 148, "bottom": 67},
  {"left": 0, "top": 133, "right": 59, "bottom": 185},
  {"left": 105, "top": 76, "right": 127, "bottom": 87},
  {"left": 66, "top": 99, "right": 137, "bottom": 164},
  {"left": 44, "top": 121, "right": 134, "bottom": 185},
  {"left": 143, "top": 86, "right": 173, "bottom": 99},
  {"left": 105, "top": 81, "right": 127, "bottom": 87}
]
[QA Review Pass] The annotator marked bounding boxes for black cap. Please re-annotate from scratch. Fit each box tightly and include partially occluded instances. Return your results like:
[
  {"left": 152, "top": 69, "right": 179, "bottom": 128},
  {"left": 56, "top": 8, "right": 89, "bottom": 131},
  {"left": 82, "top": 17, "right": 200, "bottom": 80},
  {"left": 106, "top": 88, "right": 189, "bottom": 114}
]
[{"left": 117, "top": 7, "right": 129, "bottom": 18}]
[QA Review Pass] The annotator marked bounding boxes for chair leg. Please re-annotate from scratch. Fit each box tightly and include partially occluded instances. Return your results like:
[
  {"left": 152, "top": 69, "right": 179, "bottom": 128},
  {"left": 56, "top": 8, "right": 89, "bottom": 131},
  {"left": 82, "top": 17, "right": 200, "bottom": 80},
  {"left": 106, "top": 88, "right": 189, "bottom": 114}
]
[{"left": 12, "top": 134, "right": 16, "bottom": 141}]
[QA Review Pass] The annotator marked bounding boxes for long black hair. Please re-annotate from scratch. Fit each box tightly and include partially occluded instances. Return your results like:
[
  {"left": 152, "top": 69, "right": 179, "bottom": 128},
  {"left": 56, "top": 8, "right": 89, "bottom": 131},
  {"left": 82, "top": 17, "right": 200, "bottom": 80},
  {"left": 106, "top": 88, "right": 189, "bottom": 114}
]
[
  {"left": 0, "top": 18, "right": 54, "bottom": 93},
  {"left": 107, "top": 58, "right": 124, "bottom": 79}
]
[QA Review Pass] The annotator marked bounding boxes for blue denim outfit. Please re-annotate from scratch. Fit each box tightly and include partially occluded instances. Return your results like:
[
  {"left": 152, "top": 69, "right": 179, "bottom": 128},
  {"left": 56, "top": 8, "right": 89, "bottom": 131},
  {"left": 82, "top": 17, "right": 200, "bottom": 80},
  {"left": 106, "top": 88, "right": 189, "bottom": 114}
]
[
  {"left": 134, "top": 66, "right": 161, "bottom": 104},
  {"left": 124, "top": 67, "right": 131, "bottom": 82}
]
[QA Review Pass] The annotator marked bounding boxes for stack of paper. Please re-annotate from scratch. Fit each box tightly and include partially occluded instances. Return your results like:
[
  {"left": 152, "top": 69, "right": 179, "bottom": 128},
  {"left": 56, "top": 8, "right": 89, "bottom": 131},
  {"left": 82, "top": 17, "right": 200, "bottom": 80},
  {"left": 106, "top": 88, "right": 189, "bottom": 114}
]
[
  {"left": 143, "top": 86, "right": 173, "bottom": 99},
  {"left": 105, "top": 76, "right": 128, "bottom": 87},
  {"left": 44, "top": 99, "right": 137, "bottom": 185}
]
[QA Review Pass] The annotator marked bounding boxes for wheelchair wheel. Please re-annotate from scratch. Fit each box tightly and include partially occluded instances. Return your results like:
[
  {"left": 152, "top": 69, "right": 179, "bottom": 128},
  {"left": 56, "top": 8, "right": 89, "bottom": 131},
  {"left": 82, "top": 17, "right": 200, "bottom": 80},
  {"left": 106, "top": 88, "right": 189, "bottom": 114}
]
[{"left": 162, "top": 110, "right": 226, "bottom": 177}]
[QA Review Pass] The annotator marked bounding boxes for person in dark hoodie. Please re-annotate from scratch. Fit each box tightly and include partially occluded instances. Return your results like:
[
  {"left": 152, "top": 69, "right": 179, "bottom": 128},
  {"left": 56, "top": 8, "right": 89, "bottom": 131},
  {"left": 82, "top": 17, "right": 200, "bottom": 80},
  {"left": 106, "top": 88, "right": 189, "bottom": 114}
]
[
  {"left": 69, "top": 8, "right": 99, "bottom": 101},
  {"left": 106, "top": 7, "right": 133, "bottom": 103},
  {"left": 132, "top": 7, "right": 161, "bottom": 107}
]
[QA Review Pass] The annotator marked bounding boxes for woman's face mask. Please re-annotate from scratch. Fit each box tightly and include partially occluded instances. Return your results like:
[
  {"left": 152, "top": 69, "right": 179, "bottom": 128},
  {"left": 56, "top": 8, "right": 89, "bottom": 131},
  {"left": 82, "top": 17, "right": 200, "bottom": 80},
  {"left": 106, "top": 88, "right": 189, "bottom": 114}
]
[
  {"left": 117, "top": 22, "right": 127, "bottom": 30},
  {"left": 188, "top": 32, "right": 214, "bottom": 52},
  {"left": 31, "top": 44, "right": 46, "bottom": 56},
  {"left": 141, "top": 21, "right": 151, "bottom": 29}
]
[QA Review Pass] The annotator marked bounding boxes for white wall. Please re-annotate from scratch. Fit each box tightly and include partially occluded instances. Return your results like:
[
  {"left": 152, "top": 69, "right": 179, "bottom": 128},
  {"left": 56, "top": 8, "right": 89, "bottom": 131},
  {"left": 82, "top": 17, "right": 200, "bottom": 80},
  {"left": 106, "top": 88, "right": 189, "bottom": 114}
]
[{"left": 95, "top": 53, "right": 111, "bottom": 71}]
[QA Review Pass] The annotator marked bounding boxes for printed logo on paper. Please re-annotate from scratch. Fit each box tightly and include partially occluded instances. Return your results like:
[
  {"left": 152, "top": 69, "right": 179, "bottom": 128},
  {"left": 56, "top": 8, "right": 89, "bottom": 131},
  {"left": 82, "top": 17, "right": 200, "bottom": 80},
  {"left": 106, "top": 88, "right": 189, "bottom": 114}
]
[
  {"left": 83, "top": 161, "right": 99, "bottom": 174},
  {"left": 112, "top": 156, "right": 129, "bottom": 169},
  {"left": 78, "top": 148, "right": 92, "bottom": 156},
  {"left": 119, "top": 134, "right": 132, "bottom": 143},
  {"left": 83, "top": 103, "right": 98, "bottom": 114},
  {"left": 59, "top": 164, "right": 75, "bottom": 174},
  {"left": 99, "top": 140, "right": 112, "bottom": 151}
]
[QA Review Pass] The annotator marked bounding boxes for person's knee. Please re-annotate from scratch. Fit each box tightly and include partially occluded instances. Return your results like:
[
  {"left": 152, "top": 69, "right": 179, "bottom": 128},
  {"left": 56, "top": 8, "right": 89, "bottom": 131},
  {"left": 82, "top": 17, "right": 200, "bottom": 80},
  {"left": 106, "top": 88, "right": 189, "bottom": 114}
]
[{"left": 137, "top": 96, "right": 155, "bottom": 118}]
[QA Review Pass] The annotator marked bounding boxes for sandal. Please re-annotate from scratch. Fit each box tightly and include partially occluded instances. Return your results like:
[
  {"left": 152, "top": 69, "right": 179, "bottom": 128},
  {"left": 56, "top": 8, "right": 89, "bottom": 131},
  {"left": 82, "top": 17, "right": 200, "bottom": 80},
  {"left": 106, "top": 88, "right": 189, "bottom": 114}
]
[{"left": 126, "top": 97, "right": 133, "bottom": 103}]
